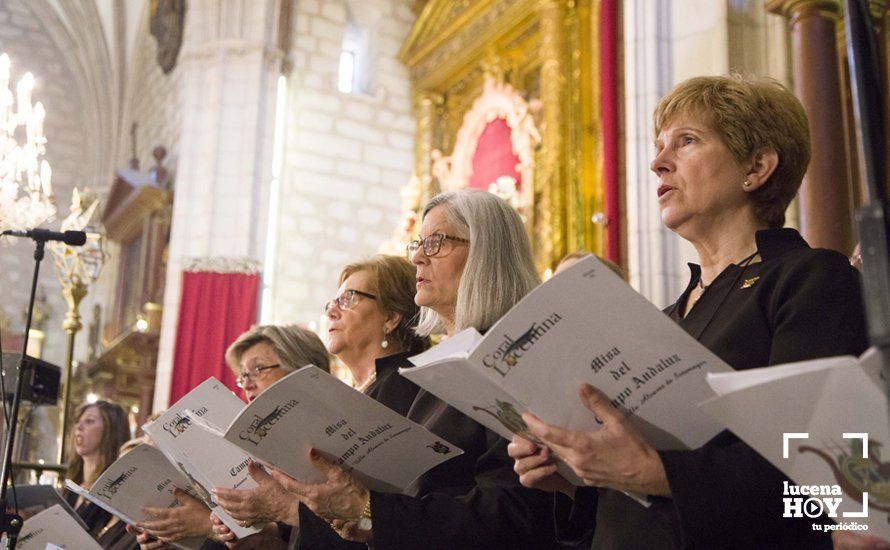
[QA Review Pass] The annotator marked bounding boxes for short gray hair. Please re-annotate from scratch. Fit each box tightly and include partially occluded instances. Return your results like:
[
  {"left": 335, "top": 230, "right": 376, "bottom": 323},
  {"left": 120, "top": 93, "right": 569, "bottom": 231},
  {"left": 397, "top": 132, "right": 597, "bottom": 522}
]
[
  {"left": 415, "top": 190, "right": 540, "bottom": 336},
  {"left": 225, "top": 324, "right": 330, "bottom": 374}
]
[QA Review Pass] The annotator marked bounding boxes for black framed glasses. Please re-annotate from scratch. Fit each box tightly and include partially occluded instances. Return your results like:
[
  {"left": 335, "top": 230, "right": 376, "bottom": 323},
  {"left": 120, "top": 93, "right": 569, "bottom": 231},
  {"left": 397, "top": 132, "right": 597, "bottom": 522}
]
[
  {"left": 324, "top": 289, "right": 378, "bottom": 313},
  {"left": 236, "top": 364, "right": 280, "bottom": 388},
  {"left": 406, "top": 232, "right": 470, "bottom": 259}
]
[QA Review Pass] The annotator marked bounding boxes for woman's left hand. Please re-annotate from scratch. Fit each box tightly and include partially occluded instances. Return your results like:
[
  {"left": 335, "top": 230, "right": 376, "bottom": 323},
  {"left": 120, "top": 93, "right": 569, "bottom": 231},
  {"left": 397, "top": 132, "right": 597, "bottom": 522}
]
[
  {"left": 270, "top": 449, "right": 371, "bottom": 541},
  {"left": 523, "top": 383, "right": 671, "bottom": 497}
]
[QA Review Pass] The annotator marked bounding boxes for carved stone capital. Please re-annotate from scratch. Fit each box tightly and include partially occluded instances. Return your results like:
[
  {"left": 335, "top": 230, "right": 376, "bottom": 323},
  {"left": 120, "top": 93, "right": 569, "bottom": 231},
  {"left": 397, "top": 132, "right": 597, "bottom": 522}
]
[{"left": 766, "top": 0, "right": 841, "bottom": 25}]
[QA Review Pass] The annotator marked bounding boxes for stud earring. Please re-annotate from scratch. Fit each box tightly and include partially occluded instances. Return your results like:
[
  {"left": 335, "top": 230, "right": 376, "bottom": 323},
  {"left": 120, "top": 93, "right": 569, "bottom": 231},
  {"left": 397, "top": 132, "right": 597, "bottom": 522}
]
[{"left": 743, "top": 180, "right": 752, "bottom": 188}]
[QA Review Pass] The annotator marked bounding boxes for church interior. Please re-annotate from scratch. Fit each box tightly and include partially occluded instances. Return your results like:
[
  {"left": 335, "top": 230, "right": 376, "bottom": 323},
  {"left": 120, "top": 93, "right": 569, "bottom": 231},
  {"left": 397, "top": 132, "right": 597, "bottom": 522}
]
[{"left": 0, "top": 0, "right": 887, "bottom": 522}]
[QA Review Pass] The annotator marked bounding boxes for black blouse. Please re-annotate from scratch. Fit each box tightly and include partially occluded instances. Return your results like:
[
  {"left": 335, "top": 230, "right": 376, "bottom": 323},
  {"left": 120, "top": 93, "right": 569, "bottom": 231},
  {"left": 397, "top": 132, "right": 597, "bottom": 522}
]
[
  {"left": 568, "top": 228, "right": 868, "bottom": 549},
  {"left": 296, "top": 351, "right": 423, "bottom": 550},
  {"left": 65, "top": 489, "right": 113, "bottom": 539},
  {"left": 298, "top": 350, "right": 565, "bottom": 550}
]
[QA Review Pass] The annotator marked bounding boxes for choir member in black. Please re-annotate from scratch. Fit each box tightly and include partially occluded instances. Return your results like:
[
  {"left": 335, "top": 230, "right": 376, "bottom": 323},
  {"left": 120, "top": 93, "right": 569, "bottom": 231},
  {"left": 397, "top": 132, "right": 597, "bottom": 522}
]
[
  {"left": 509, "top": 74, "right": 869, "bottom": 549},
  {"left": 212, "top": 255, "right": 429, "bottom": 549},
  {"left": 327, "top": 255, "right": 431, "bottom": 416},
  {"left": 264, "top": 189, "right": 567, "bottom": 549},
  {"left": 64, "top": 400, "right": 131, "bottom": 537}
]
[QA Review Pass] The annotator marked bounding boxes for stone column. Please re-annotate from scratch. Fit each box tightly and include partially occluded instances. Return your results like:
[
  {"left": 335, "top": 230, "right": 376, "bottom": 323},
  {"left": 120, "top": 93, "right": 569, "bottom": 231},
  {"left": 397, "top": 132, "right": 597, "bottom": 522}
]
[
  {"left": 623, "top": 0, "right": 687, "bottom": 308},
  {"left": 537, "top": 0, "right": 568, "bottom": 270},
  {"left": 767, "top": 0, "right": 855, "bottom": 254},
  {"left": 154, "top": 0, "right": 286, "bottom": 410}
]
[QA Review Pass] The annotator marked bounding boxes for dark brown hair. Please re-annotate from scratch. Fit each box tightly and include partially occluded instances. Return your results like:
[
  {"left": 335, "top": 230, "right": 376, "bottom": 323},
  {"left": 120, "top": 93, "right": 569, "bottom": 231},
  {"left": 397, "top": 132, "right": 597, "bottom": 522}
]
[{"left": 65, "top": 401, "right": 131, "bottom": 486}]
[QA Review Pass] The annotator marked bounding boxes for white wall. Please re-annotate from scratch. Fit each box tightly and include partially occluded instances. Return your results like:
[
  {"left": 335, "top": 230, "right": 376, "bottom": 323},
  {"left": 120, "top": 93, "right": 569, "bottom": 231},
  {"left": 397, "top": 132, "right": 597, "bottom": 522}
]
[
  {"left": 623, "top": 0, "right": 789, "bottom": 307},
  {"left": 268, "top": 0, "right": 415, "bottom": 327}
]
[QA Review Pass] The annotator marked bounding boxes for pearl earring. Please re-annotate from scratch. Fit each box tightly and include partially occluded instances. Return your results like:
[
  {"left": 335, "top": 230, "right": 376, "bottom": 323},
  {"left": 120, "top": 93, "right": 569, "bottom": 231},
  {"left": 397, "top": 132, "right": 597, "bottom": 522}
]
[
  {"left": 382, "top": 330, "right": 389, "bottom": 349},
  {"left": 743, "top": 180, "right": 752, "bottom": 188}
]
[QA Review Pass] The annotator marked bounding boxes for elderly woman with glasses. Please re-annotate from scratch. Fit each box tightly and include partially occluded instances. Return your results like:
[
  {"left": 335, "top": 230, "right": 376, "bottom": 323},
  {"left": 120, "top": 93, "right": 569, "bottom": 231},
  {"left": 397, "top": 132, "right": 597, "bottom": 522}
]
[
  {"left": 324, "top": 255, "right": 431, "bottom": 412},
  {"left": 213, "top": 257, "right": 430, "bottom": 549},
  {"left": 266, "top": 189, "right": 566, "bottom": 550},
  {"left": 135, "top": 325, "right": 330, "bottom": 550}
]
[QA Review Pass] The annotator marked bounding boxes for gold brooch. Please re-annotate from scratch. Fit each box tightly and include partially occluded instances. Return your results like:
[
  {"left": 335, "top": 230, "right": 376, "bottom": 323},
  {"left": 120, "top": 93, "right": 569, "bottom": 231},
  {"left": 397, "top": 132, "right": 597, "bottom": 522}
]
[{"left": 740, "top": 276, "right": 760, "bottom": 289}]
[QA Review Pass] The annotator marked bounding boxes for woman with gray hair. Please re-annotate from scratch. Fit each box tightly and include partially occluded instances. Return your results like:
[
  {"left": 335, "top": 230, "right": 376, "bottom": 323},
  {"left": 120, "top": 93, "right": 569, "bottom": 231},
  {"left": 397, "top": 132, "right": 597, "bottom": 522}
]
[{"left": 272, "top": 189, "right": 567, "bottom": 550}]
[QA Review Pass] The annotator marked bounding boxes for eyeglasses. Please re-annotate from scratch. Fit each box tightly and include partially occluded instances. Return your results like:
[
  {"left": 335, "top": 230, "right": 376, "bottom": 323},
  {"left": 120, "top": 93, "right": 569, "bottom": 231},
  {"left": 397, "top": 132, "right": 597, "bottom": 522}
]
[
  {"left": 406, "top": 232, "right": 470, "bottom": 259},
  {"left": 324, "top": 289, "right": 378, "bottom": 313},
  {"left": 236, "top": 364, "right": 280, "bottom": 388}
]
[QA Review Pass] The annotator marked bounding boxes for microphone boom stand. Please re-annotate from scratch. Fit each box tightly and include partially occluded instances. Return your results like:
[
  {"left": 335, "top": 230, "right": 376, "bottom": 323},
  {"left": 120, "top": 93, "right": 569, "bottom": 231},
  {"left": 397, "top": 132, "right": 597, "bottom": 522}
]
[
  {"left": 843, "top": 0, "right": 890, "bottom": 415},
  {"left": 0, "top": 237, "right": 48, "bottom": 548}
]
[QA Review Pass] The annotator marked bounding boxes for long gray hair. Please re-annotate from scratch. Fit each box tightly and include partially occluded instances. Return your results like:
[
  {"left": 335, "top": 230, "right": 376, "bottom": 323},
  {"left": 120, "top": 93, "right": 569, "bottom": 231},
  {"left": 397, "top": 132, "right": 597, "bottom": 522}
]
[{"left": 415, "top": 189, "right": 540, "bottom": 336}]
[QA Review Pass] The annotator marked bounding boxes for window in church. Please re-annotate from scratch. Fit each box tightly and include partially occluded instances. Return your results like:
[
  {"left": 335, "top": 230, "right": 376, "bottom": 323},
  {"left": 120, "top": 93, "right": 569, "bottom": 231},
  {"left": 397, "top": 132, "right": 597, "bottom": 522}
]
[
  {"left": 338, "top": 7, "right": 376, "bottom": 96},
  {"left": 338, "top": 51, "right": 356, "bottom": 94}
]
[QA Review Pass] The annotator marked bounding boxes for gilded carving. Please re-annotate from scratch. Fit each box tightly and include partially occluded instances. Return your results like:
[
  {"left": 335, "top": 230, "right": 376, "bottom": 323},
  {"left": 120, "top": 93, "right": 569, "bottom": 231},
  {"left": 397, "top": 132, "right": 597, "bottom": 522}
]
[
  {"left": 537, "top": 0, "right": 568, "bottom": 269},
  {"left": 403, "top": 0, "right": 604, "bottom": 272},
  {"left": 415, "top": 94, "right": 442, "bottom": 204},
  {"left": 409, "top": 1, "right": 530, "bottom": 87},
  {"left": 429, "top": 76, "right": 540, "bottom": 228}
]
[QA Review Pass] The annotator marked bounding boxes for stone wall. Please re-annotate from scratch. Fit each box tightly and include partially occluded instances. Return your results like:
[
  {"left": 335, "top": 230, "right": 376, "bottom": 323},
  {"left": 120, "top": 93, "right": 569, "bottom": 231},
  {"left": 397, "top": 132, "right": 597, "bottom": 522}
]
[{"left": 267, "top": 0, "right": 415, "bottom": 327}]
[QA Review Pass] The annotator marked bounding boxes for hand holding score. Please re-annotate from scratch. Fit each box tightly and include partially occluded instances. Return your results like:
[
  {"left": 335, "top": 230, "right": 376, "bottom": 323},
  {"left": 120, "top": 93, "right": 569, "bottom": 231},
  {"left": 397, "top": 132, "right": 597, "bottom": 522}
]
[
  {"left": 522, "top": 383, "right": 671, "bottom": 497},
  {"left": 126, "top": 524, "right": 175, "bottom": 549},
  {"left": 213, "top": 461, "right": 300, "bottom": 526},
  {"left": 138, "top": 487, "right": 212, "bottom": 541},
  {"left": 507, "top": 435, "right": 576, "bottom": 497},
  {"left": 270, "top": 448, "right": 372, "bottom": 542}
]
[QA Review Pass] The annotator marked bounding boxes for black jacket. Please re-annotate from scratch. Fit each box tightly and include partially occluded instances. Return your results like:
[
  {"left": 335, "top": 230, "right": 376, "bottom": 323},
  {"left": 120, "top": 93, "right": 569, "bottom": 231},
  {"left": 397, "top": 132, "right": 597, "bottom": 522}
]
[
  {"left": 567, "top": 228, "right": 868, "bottom": 549},
  {"left": 298, "top": 352, "right": 566, "bottom": 549}
]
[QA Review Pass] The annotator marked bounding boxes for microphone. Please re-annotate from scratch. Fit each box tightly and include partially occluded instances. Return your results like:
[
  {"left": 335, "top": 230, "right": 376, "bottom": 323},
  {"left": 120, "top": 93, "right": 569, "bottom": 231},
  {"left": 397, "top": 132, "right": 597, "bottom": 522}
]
[{"left": 1, "top": 229, "right": 87, "bottom": 246}]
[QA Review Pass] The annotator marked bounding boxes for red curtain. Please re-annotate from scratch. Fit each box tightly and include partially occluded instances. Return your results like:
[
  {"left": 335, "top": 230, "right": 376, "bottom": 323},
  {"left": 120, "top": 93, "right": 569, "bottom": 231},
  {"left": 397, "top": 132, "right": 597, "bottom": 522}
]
[
  {"left": 168, "top": 270, "right": 260, "bottom": 404},
  {"left": 600, "top": 0, "right": 621, "bottom": 264},
  {"left": 469, "top": 118, "right": 522, "bottom": 189}
]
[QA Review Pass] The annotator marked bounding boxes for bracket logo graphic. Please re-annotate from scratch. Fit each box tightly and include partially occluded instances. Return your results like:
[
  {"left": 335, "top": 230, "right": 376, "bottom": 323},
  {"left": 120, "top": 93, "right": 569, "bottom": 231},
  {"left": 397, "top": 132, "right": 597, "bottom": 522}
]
[{"left": 782, "top": 432, "right": 869, "bottom": 519}]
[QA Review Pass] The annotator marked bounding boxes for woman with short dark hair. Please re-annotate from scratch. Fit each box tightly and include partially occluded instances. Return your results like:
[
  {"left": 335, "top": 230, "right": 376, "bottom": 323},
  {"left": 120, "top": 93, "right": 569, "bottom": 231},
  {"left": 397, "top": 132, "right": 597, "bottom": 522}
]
[{"left": 510, "top": 74, "right": 868, "bottom": 549}]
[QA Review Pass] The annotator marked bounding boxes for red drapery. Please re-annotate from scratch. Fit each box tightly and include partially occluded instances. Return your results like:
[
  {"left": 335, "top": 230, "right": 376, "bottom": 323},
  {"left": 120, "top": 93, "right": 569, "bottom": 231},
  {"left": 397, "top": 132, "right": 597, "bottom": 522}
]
[
  {"left": 600, "top": 0, "right": 621, "bottom": 264},
  {"left": 469, "top": 118, "right": 522, "bottom": 189},
  {"left": 168, "top": 270, "right": 260, "bottom": 404}
]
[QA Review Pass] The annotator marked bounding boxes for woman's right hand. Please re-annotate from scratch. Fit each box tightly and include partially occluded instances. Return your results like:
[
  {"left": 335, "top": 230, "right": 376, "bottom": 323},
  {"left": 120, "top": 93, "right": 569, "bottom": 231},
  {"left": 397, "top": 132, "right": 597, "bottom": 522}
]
[
  {"left": 138, "top": 487, "right": 213, "bottom": 540},
  {"left": 213, "top": 461, "right": 300, "bottom": 526},
  {"left": 508, "top": 434, "right": 576, "bottom": 498}
]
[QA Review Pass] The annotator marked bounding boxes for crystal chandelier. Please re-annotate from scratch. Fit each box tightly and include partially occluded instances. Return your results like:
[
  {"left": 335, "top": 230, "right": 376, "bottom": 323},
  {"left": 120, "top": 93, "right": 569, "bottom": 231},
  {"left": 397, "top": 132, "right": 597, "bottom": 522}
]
[{"left": 0, "top": 52, "right": 54, "bottom": 233}]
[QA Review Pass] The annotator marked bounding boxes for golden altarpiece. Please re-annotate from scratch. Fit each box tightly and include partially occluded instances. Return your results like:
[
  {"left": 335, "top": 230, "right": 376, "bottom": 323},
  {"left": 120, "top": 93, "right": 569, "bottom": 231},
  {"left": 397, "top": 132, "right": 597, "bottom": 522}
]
[{"left": 400, "top": 0, "right": 617, "bottom": 272}]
